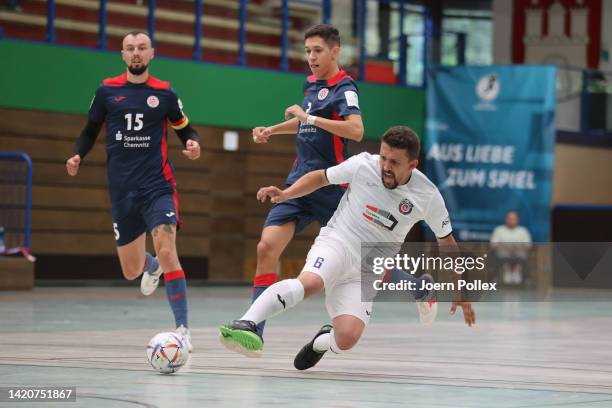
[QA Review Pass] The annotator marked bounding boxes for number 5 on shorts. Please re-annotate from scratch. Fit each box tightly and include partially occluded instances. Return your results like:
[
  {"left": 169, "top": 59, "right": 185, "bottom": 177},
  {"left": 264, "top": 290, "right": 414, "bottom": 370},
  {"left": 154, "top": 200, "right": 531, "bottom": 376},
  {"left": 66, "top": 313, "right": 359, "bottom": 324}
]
[
  {"left": 313, "top": 257, "right": 325, "bottom": 269},
  {"left": 113, "top": 222, "right": 120, "bottom": 241}
]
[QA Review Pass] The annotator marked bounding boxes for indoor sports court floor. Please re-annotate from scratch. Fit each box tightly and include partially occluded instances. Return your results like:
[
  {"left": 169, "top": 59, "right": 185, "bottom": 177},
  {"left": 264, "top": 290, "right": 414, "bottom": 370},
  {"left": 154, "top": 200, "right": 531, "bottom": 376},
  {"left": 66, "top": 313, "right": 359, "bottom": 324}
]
[{"left": 1, "top": 286, "right": 611, "bottom": 407}]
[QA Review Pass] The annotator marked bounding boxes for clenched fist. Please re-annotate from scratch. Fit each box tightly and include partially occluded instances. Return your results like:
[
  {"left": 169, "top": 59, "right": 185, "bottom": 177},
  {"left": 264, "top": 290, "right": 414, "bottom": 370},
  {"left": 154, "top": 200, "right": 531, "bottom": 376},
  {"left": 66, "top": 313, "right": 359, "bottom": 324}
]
[{"left": 66, "top": 154, "right": 81, "bottom": 176}]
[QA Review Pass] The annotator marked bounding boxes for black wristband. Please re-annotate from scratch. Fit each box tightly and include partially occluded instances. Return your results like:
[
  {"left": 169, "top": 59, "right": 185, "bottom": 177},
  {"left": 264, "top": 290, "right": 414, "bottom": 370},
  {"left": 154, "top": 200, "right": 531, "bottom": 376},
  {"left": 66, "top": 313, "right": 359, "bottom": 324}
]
[{"left": 175, "top": 123, "right": 200, "bottom": 147}]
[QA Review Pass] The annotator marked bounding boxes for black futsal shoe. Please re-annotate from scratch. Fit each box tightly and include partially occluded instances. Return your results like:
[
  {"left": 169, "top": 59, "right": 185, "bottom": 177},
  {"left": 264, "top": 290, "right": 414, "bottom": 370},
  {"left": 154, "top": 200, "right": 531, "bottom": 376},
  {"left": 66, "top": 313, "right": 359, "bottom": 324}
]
[{"left": 294, "top": 324, "right": 333, "bottom": 370}]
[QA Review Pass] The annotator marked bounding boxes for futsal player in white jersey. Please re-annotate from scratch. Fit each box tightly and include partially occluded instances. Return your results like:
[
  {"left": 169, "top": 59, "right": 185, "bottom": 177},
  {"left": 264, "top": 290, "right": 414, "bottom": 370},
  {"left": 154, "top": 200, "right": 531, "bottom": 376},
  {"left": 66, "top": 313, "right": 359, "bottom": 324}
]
[{"left": 220, "top": 126, "right": 476, "bottom": 369}]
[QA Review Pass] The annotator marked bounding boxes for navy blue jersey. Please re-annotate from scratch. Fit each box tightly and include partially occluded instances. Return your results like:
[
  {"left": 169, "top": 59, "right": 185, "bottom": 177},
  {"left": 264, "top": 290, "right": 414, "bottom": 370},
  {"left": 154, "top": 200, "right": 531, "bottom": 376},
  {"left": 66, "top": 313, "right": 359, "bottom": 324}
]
[
  {"left": 287, "top": 69, "right": 361, "bottom": 184},
  {"left": 88, "top": 73, "right": 189, "bottom": 201}
]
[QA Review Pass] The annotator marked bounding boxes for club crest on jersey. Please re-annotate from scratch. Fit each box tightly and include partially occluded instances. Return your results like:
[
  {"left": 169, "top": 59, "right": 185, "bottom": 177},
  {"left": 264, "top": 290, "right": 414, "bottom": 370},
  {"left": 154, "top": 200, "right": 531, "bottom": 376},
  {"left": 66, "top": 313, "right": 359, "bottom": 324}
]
[
  {"left": 399, "top": 199, "right": 414, "bottom": 215},
  {"left": 147, "top": 95, "right": 159, "bottom": 108},
  {"left": 318, "top": 88, "right": 329, "bottom": 100}
]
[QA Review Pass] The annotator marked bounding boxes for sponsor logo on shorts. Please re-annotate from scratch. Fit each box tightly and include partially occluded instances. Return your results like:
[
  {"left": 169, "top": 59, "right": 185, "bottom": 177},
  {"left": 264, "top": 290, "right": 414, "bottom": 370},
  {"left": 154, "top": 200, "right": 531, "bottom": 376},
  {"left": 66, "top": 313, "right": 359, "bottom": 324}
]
[
  {"left": 166, "top": 212, "right": 175, "bottom": 218},
  {"left": 277, "top": 294, "right": 286, "bottom": 309}
]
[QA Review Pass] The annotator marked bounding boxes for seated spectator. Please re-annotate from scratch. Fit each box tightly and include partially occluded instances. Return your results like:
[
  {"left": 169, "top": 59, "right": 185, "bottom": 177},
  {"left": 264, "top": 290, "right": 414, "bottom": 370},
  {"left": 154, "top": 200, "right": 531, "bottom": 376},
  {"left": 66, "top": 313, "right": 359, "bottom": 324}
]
[{"left": 490, "top": 211, "right": 532, "bottom": 285}]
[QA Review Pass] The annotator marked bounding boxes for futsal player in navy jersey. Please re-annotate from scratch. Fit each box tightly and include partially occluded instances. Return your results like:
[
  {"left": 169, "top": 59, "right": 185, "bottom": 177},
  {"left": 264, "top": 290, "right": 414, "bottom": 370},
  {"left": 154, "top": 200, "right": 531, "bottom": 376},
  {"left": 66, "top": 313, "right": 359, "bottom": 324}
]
[
  {"left": 66, "top": 31, "right": 200, "bottom": 351},
  {"left": 248, "top": 24, "right": 364, "bottom": 343}
]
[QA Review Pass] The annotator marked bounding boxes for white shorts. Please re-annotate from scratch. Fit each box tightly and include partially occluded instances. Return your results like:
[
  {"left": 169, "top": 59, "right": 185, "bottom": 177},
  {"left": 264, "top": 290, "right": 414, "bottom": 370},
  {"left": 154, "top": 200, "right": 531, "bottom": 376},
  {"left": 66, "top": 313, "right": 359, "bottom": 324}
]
[{"left": 301, "top": 234, "right": 372, "bottom": 325}]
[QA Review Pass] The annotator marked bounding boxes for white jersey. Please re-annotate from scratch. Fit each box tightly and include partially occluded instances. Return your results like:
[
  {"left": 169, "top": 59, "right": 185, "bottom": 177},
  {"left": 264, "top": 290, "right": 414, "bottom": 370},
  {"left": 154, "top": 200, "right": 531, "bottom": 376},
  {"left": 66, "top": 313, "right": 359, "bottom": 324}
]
[{"left": 323, "top": 152, "right": 453, "bottom": 260}]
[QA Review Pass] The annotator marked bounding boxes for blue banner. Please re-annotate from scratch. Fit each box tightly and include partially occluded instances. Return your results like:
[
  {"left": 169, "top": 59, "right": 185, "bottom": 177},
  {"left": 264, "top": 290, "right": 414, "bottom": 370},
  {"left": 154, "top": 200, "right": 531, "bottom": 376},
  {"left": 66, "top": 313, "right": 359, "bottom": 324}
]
[{"left": 425, "top": 65, "right": 557, "bottom": 242}]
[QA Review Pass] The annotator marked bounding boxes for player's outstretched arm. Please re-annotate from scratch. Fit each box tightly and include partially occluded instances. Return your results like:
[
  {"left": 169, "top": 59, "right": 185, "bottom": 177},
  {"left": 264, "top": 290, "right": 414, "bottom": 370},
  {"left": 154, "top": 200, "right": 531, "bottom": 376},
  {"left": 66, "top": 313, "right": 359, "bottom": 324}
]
[
  {"left": 437, "top": 234, "right": 476, "bottom": 327},
  {"left": 285, "top": 104, "right": 363, "bottom": 142},
  {"left": 257, "top": 169, "right": 328, "bottom": 204},
  {"left": 252, "top": 118, "right": 299, "bottom": 144},
  {"left": 308, "top": 114, "right": 363, "bottom": 142}
]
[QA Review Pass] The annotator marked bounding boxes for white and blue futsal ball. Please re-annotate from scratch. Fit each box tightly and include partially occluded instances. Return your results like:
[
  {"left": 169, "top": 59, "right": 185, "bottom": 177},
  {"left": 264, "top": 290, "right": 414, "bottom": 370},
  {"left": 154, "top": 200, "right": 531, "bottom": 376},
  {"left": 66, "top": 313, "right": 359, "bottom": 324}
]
[{"left": 146, "top": 332, "right": 189, "bottom": 374}]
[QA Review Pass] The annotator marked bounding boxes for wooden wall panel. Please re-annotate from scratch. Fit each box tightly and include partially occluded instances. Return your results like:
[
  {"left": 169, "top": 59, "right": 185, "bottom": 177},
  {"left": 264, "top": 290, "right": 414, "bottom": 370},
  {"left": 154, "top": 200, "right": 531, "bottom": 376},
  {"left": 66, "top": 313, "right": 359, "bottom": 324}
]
[{"left": 0, "top": 108, "right": 311, "bottom": 281}]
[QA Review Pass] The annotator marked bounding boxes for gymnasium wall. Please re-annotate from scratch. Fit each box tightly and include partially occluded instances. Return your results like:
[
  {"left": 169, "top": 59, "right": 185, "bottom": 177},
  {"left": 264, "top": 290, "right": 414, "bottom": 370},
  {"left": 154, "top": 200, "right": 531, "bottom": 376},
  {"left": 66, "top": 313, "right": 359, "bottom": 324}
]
[
  {"left": 0, "top": 39, "right": 425, "bottom": 140},
  {"left": 0, "top": 39, "right": 425, "bottom": 282},
  {"left": 552, "top": 143, "right": 612, "bottom": 205}
]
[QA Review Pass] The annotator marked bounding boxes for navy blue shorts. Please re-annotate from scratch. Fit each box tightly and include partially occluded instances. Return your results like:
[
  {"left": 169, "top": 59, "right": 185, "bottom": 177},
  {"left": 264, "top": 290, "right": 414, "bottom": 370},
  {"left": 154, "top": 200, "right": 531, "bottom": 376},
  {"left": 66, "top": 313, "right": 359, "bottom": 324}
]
[
  {"left": 264, "top": 184, "right": 345, "bottom": 234},
  {"left": 111, "top": 191, "right": 180, "bottom": 246}
]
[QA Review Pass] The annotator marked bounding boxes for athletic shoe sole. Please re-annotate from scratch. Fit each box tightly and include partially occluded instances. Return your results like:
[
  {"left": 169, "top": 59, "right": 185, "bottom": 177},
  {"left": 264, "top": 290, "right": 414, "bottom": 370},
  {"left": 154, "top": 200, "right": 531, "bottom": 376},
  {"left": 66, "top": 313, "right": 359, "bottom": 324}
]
[{"left": 219, "top": 326, "right": 263, "bottom": 358}]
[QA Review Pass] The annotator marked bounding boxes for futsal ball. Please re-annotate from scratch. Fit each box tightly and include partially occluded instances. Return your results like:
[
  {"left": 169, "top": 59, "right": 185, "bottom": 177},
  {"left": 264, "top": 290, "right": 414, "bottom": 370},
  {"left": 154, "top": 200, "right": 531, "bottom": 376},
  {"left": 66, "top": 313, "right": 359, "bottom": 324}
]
[{"left": 146, "top": 332, "right": 189, "bottom": 374}]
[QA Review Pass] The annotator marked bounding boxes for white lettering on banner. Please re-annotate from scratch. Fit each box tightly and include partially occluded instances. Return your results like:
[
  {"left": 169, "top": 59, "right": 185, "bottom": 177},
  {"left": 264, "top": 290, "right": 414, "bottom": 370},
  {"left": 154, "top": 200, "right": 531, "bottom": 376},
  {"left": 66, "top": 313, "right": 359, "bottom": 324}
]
[
  {"left": 445, "top": 168, "right": 536, "bottom": 190},
  {"left": 427, "top": 143, "right": 515, "bottom": 164},
  {"left": 426, "top": 143, "right": 464, "bottom": 162},
  {"left": 465, "top": 145, "right": 514, "bottom": 164},
  {"left": 428, "top": 143, "right": 535, "bottom": 190},
  {"left": 446, "top": 168, "right": 487, "bottom": 187},
  {"left": 487, "top": 170, "right": 536, "bottom": 189}
]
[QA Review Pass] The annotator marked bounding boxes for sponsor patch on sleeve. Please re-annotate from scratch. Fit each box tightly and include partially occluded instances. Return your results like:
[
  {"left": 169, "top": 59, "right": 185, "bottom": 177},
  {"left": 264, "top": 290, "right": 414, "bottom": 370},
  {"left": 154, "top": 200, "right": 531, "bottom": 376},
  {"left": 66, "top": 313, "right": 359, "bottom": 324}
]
[{"left": 344, "top": 90, "right": 359, "bottom": 108}]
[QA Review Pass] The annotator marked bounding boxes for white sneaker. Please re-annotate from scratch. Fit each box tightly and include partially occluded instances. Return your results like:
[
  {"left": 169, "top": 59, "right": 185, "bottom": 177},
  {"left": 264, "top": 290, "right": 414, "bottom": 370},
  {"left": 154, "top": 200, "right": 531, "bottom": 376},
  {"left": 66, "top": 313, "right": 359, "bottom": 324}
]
[
  {"left": 176, "top": 325, "right": 193, "bottom": 353},
  {"left": 415, "top": 274, "right": 438, "bottom": 325},
  {"left": 140, "top": 261, "right": 162, "bottom": 296}
]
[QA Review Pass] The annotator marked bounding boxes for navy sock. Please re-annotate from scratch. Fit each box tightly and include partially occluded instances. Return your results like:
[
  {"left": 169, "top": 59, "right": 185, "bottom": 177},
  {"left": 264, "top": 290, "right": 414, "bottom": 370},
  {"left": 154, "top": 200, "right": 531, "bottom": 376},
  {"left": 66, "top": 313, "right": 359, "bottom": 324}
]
[
  {"left": 252, "top": 273, "right": 277, "bottom": 337},
  {"left": 164, "top": 269, "right": 188, "bottom": 328},
  {"left": 144, "top": 252, "right": 159, "bottom": 275},
  {"left": 384, "top": 267, "right": 429, "bottom": 300}
]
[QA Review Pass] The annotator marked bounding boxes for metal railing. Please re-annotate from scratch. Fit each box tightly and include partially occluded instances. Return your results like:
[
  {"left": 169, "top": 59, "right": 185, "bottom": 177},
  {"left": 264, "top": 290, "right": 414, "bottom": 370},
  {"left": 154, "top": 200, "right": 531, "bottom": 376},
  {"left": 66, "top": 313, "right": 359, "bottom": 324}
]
[
  {"left": 1, "top": 0, "right": 432, "bottom": 85},
  {"left": 40, "top": 0, "right": 330, "bottom": 73}
]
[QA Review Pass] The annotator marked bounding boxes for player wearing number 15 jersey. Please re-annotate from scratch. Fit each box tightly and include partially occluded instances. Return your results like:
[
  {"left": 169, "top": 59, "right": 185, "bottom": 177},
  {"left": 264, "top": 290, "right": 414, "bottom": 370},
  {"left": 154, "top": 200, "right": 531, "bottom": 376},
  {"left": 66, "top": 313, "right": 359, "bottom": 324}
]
[{"left": 66, "top": 31, "right": 200, "bottom": 350}]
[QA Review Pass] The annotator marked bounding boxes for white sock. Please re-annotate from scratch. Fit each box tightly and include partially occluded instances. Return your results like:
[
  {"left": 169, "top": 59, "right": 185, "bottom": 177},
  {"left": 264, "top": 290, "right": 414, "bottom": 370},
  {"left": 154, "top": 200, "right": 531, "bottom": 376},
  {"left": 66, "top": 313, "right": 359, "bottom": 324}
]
[
  {"left": 313, "top": 332, "right": 331, "bottom": 352},
  {"left": 312, "top": 329, "right": 348, "bottom": 354},
  {"left": 241, "top": 279, "right": 304, "bottom": 324},
  {"left": 328, "top": 329, "right": 348, "bottom": 354}
]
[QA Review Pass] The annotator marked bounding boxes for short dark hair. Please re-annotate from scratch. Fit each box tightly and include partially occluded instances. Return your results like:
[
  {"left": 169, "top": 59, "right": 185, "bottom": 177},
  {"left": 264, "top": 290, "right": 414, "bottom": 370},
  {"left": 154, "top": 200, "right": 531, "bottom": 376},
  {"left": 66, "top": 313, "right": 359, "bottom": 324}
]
[
  {"left": 123, "top": 31, "right": 151, "bottom": 41},
  {"left": 304, "top": 24, "right": 340, "bottom": 47},
  {"left": 381, "top": 126, "right": 420, "bottom": 160}
]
